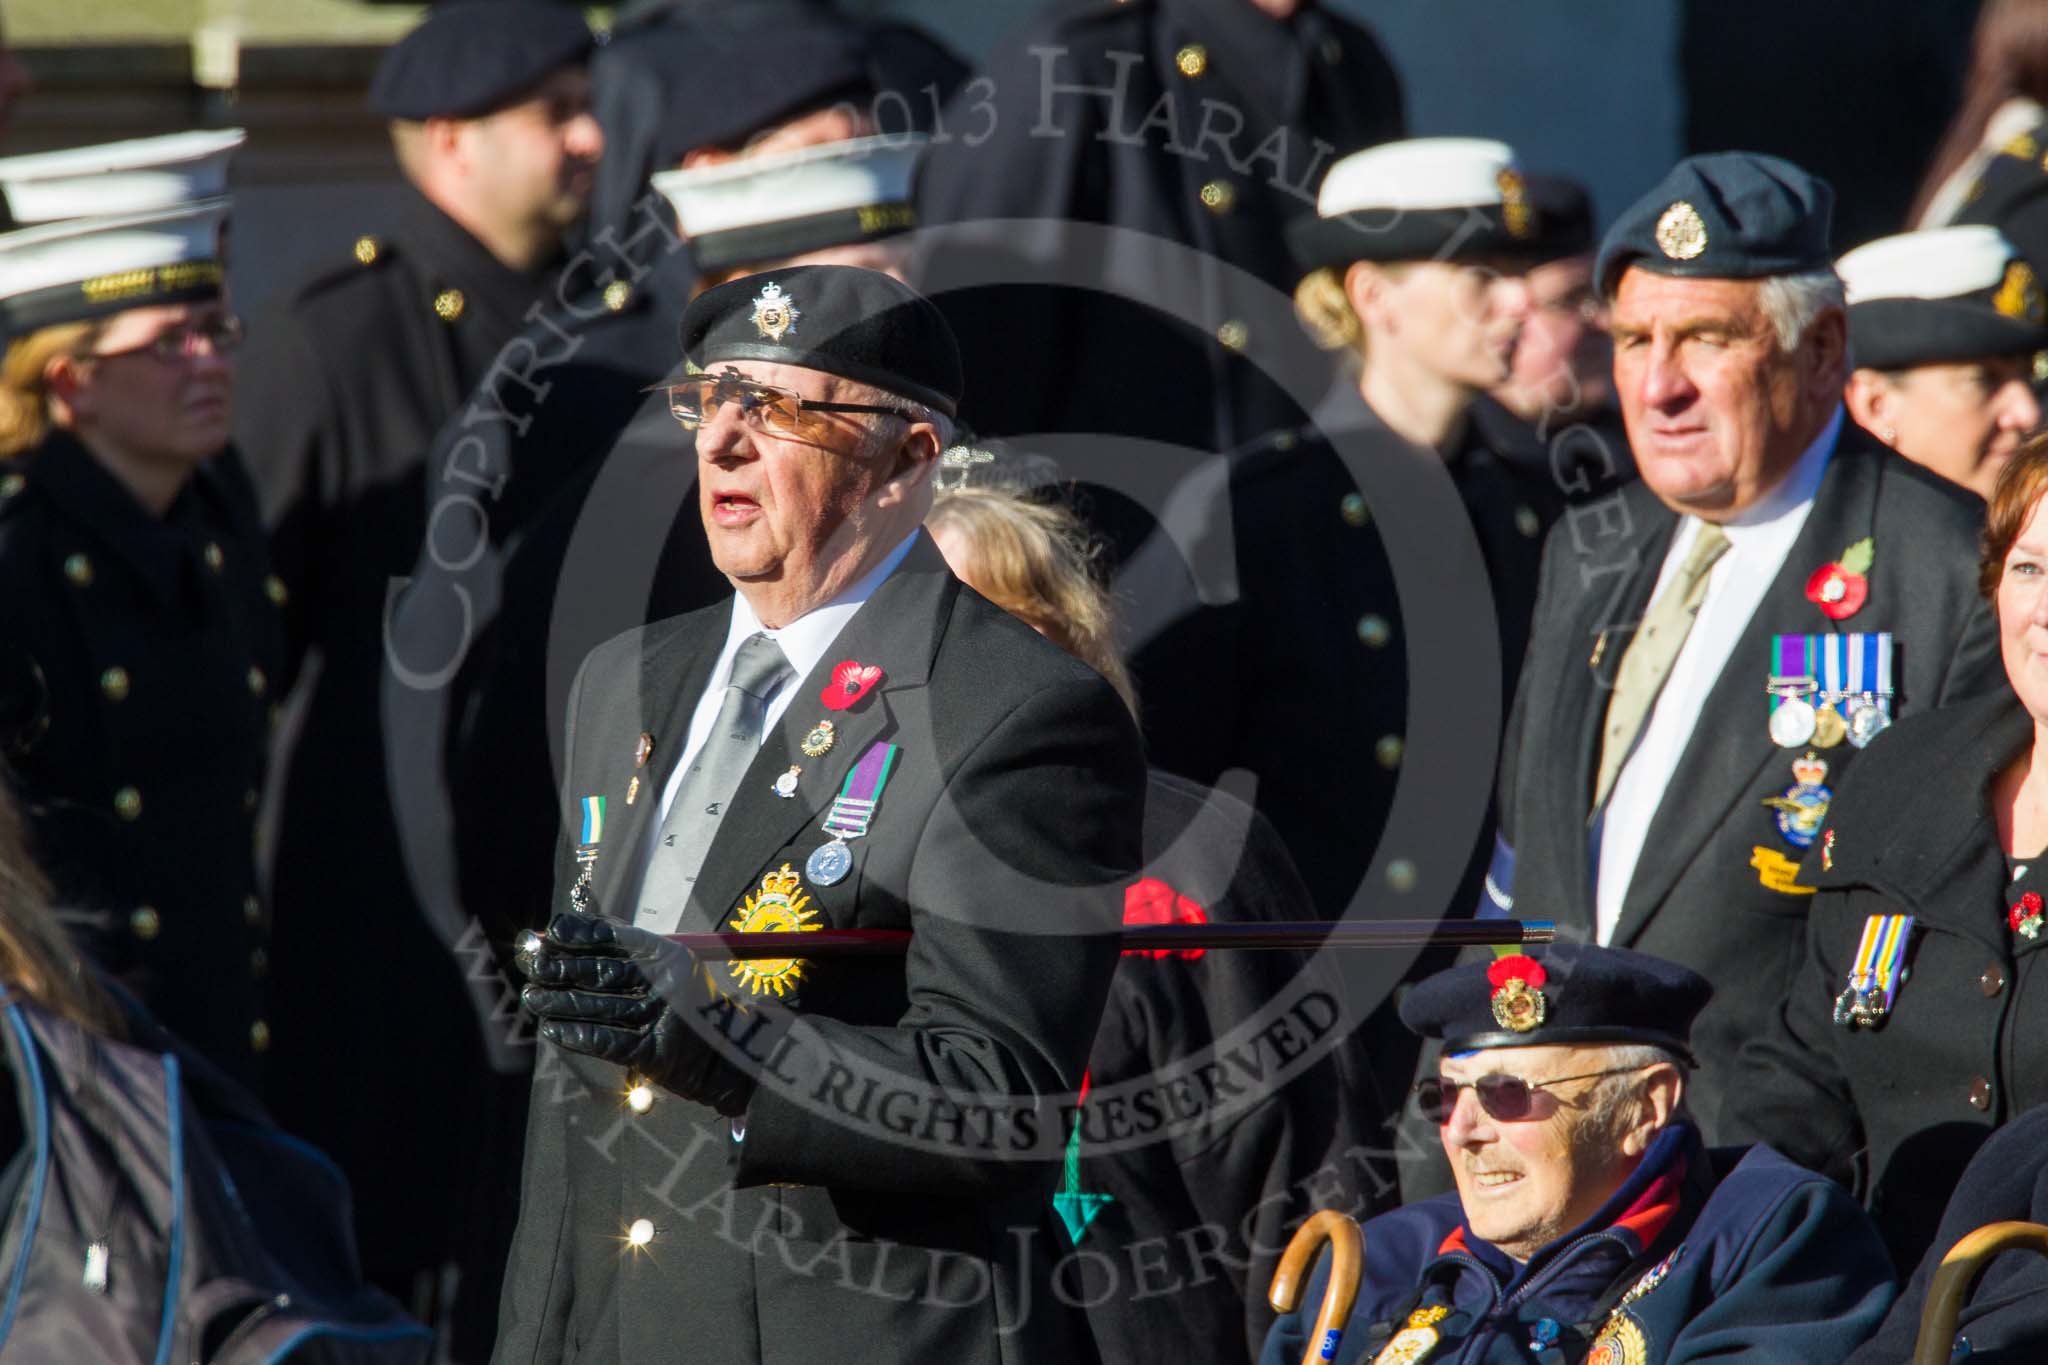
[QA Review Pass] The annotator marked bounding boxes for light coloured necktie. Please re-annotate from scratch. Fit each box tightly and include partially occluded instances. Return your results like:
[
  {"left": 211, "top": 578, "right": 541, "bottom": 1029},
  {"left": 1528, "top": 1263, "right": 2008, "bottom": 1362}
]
[
  {"left": 1593, "top": 523, "right": 1732, "bottom": 811},
  {"left": 635, "top": 633, "right": 793, "bottom": 934}
]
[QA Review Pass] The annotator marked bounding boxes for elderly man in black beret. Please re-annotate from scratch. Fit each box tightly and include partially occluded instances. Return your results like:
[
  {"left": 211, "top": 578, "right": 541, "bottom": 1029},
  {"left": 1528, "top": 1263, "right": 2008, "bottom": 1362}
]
[
  {"left": 495, "top": 264, "right": 1147, "bottom": 1365},
  {"left": 1479, "top": 151, "right": 2006, "bottom": 1142},
  {"left": 1265, "top": 945, "right": 1895, "bottom": 1363}
]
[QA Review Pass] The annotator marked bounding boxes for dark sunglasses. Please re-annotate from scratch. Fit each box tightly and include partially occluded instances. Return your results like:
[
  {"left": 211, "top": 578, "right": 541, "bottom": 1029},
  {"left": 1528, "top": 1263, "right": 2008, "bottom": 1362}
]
[
  {"left": 1412, "top": 1065, "right": 1648, "bottom": 1125},
  {"left": 661, "top": 367, "right": 916, "bottom": 434},
  {"left": 89, "top": 314, "right": 245, "bottom": 363}
]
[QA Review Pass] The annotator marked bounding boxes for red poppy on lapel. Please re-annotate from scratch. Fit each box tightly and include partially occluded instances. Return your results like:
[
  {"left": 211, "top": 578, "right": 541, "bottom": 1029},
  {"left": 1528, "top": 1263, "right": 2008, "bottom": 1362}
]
[
  {"left": 1805, "top": 537, "right": 1874, "bottom": 621},
  {"left": 1121, "top": 876, "right": 1207, "bottom": 959},
  {"left": 2011, "top": 890, "right": 2044, "bottom": 940},
  {"left": 821, "top": 660, "right": 883, "bottom": 711}
]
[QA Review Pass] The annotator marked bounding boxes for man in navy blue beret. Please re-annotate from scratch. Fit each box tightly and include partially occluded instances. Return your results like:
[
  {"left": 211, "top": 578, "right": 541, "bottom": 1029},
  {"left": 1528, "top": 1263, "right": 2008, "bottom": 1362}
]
[
  {"left": 1478, "top": 148, "right": 2006, "bottom": 1158},
  {"left": 1266, "top": 944, "right": 1895, "bottom": 1363}
]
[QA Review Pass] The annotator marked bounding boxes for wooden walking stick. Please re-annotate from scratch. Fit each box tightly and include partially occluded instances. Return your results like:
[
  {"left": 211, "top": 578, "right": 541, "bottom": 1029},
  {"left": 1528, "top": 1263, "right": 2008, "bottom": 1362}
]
[
  {"left": 1912, "top": 1220, "right": 2048, "bottom": 1365},
  {"left": 1270, "top": 1209, "right": 1365, "bottom": 1365}
]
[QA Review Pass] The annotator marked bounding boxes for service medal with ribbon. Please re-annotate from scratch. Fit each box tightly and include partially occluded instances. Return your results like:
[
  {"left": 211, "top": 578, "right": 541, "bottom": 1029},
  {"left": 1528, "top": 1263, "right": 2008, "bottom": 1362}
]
[
  {"left": 570, "top": 795, "right": 606, "bottom": 909},
  {"left": 1371, "top": 1305, "right": 1449, "bottom": 1365},
  {"left": 728, "top": 863, "right": 821, "bottom": 997},
  {"left": 806, "top": 741, "right": 899, "bottom": 887},
  {"left": 1833, "top": 913, "right": 1915, "bottom": 1028}
]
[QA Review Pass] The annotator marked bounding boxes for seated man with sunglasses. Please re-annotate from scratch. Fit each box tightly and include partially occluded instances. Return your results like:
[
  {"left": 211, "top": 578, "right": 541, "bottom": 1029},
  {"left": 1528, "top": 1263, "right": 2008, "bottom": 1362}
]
[{"left": 1262, "top": 943, "right": 1895, "bottom": 1364}]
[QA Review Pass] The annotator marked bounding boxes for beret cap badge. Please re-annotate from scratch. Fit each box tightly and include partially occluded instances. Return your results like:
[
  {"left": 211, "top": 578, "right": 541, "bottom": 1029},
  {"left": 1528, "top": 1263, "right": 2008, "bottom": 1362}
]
[
  {"left": 1487, "top": 955, "right": 1549, "bottom": 1032},
  {"left": 750, "top": 281, "right": 799, "bottom": 342},
  {"left": 1655, "top": 201, "right": 1708, "bottom": 261}
]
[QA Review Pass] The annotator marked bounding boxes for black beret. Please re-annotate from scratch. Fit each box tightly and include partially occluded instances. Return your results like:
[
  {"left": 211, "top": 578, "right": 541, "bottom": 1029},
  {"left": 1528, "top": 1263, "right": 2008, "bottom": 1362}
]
[
  {"left": 677, "top": 264, "right": 962, "bottom": 417},
  {"left": 369, "top": 1, "right": 594, "bottom": 121},
  {"left": 1839, "top": 226, "right": 2048, "bottom": 370},
  {"left": 1595, "top": 151, "right": 1834, "bottom": 296},
  {"left": 1400, "top": 943, "right": 1711, "bottom": 1064},
  {"left": 648, "top": 25, "right": 870, "bottom": 163},
  {"left": 1288, "top": 138, "right": 1556, "bottom": 273}
]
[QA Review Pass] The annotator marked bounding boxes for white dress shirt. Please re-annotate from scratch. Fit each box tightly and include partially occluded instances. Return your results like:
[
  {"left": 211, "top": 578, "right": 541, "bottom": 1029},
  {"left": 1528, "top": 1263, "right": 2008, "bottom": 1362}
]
[
  {"left": 632, "top": 530, "right": 920, "bottom": 889},
  {"left": 1593, "top": 407, "right": 1842, "bottom": 942}
]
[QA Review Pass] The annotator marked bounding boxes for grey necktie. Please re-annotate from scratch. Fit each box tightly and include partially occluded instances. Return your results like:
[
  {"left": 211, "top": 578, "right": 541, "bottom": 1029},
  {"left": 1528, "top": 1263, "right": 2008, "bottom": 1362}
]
[{"left": 635, "top": 633, "right": 793, "bottom": 934}]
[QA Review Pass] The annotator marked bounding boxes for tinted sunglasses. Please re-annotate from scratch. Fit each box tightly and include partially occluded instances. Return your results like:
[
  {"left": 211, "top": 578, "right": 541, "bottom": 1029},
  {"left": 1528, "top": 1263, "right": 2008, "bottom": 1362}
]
[
  {"left": 1412, "top": 1065, "right": 1648, "bottom": 1124},
  {"left": 661, "top": 367, "right": 916, "bottom": 435}
]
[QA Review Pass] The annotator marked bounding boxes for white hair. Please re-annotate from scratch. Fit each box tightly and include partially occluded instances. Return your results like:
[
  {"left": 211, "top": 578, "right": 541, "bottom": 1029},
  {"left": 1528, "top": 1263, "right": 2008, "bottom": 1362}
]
[
  {"left": 1575, "top": 1043, "right": 1689, "bottom": 1152},
  {"left": 1755, "top": 269, "right": 1847, "bottom": 351}
]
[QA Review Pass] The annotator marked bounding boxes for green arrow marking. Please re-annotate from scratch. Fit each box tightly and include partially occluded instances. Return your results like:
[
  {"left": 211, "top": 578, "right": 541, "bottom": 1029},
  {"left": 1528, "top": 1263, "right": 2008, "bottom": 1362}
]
[{"left": 1053, "top": 1190, "right": 1115, "bottom": 1246}]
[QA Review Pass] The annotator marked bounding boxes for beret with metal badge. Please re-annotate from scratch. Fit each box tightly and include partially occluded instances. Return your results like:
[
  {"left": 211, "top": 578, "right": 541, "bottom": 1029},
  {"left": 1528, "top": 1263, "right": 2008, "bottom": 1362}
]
[
  {"left": 1399, "top": 941, "right": 1711, "bottom": 1064},
  {"left": 1595, "top": 150, "right": 1834, "bottom": 296}
]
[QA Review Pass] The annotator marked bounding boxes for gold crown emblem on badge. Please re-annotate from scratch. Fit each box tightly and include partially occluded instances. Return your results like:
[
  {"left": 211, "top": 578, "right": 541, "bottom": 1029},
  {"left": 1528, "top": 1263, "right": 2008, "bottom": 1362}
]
[
  {"left": 1996, "top": 260, "right": 2045, "bottom": 323},
  {"left": 1791, "top": 752, "right": 1828, "bottom": 787},
  {"left": 1497, "top": 168, "right": 1534, "bottom": 241},
  {"left": 728, "top": 863, "right": 820, "bottom": 997},
  {"left": 1655, "top": 201, "right": 1708, "bottom": 261},
  {"left": 751, "top": 282, "right": 799, "bottom": 342}
]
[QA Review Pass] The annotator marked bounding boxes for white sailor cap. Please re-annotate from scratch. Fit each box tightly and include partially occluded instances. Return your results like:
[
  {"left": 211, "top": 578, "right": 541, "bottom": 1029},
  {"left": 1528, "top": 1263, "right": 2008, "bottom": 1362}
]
[
  {"left": 652, "top": 133, "right": 925, "bottom": 274},
  {"left": 0, "top": 129, "right": 244, "bottom": 226},
  {"left": 1288, "top": 137, "right": 1553, "bottom": 272},
  {"left": 1838, "top": 225, "right": 2048, "bottom": 369},
  {"left": 0, "top": 199, "right": 230, "bottom": 338}
]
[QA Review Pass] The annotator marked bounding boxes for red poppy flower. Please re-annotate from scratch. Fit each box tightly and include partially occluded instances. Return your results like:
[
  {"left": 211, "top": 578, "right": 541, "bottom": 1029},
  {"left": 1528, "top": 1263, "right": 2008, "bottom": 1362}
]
[
  {"left": 821, "top": 660, "right": 883, "bottom": 711},
  {"left": 1805, "top": 565, "right": 1868, "bottom": 621},
  {"left": 1487, "top": 954, "right": 1547, "bottom": 990},
  {"left": 1122, "top": 876, "right": 1208, "bottom": 959},
  {"left": 2011, "top": 891, "right": 2044, "bottom": 934}
]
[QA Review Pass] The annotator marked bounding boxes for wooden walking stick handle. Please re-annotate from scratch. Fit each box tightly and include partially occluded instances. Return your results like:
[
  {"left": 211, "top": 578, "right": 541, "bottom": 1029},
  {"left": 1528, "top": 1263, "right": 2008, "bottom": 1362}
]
[
  {"left": 1913, "top": 1219, "right": 2048, "bottom": 1365},
  {"left": 1269, "top": 1209, "right": 1365, "bottom": 1365}
]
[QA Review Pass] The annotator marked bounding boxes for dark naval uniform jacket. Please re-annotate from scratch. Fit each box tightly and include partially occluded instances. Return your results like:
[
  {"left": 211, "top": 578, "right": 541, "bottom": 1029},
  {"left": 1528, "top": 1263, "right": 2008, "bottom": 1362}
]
[
  {"left": 493, "top": 540, "right": 1148, "bottom": 1365},
  {"left": 916, "top": 0, "right": 1404, "bottom": 455},
  {"left": 0, "top": 432, "right": 282, "bottom": 1088},
  {"left": 1956, "top": 114, "right": 2048, "bottom": 297},
  {"left": 1260, "top": 1124, "right": 1896, "bottom": 1364},
  {"left": 1491, "top": 423, "right": 2003, "bottom": 1131},
  {"left": 1725, "top": 690, "right": 2048, "bottom": 1276},
  {"left": 234, "top": 180, "right": 561, "bottom": 1281},
  {"left": 1847, "top": 1099, "right": 2048, "bottom": 1364}
]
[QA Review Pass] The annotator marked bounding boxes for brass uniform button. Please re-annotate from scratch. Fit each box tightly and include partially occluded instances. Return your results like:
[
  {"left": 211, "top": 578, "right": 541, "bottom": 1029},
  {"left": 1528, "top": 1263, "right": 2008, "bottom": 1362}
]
[
  {"left": 243, "top": 894, "right": 262, "bottom": 925},
  {"left": 203, "top": 542, "right": 225, "bottom": 573},
  {"left": 0, "top": 473, "right": 24, "bottom": 498},
  {"left": 113, "top": 786, "right": 142, "bottom": 821},
  {"left": 1967, "top": 1076, "right": 1994, "bottom": 1111},
  {"left": 63, "top": 553, "right": 92, "bottom": 587},
  {"left": 1215, "top": 320, "right": 1248, "bottom": 352},
  {"left": 247, "top": 665, "right": 267, "bottom": 696},
  {"left": 263, "top": 574, "right": 288, "bottom": 606},
  {"left": 250, "top": 947, "right": 268, "bottom": 978},
  {"left": 1199, "top": 180, "right": 1236, "bottom": 214},
  {"left": 100, "top": 667, "right": 130, "bottom": 702},
  {"left": 1981, "top": 964, "right": 2008, "bottom": 998},
  {"left": 1375, "top": 735, "right": 1404, "bottom": 769},
  {"left": 129, "top": 906, "right": 160, "bottom": 940},
  {"left": 250, "top": 1020, "right": 271, "bottom": 1053},
  {"left": 1340, "top": 493, "right": 1369, "bottom": 527},
  {"left": 353, "top": 235, "right": 380, "bottom": 266},
  {"left": 433, "top": 288, "right": 466, "bottom": 322},
  {"left": 1386, "top": 859, "right": 1418, "bottom": 893},
  {"left": 1515, "top": 505, "right": 1542, "bottom": 539},
  {"left": 603, "top": 280, "right": 632, "bottom": 312},
  {"left": 1174, "top": 44, "right": 1208, "bottom": 78},
  {"left": 1356, "top": 614, "right": 1391, "bottom": 647}
]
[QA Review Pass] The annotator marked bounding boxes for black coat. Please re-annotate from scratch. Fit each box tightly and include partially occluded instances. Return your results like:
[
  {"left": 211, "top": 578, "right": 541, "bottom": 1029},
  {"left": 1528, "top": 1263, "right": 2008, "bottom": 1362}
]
[
  {"left": 1724, "top": 689, "right": 2046, "bottom": 1276},
  {"left": 1848, "top": 1099, "right": 2048, "bottom": 1364},
  {"left": 915, "top": 0, "right": 1404, "bottom": 456},
  {"left": 233, "top": 181, "right": 560, "bottom": 1280},
  {"left": 1949, "top": 113, "right": 2048, "bottom": 279},
  {"left": 1493, "top": 422, "right": 2005, "bottom": 1134},
  {"left": 0, "top": 434, "right": 281, "bottom": 1088},
  {"left": 1065, "top": 773, "right": 1390, "bottom": 1365},
  {"left": 493, "top": 540, "right": 1148, "bottom": 1365}
]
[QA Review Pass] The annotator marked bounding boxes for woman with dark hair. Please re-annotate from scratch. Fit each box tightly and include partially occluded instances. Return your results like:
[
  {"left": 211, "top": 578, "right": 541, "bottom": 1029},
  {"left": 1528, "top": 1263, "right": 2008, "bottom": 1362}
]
[{"left": 1725, "top": 433, "right": 2048, "bottom": 1277}]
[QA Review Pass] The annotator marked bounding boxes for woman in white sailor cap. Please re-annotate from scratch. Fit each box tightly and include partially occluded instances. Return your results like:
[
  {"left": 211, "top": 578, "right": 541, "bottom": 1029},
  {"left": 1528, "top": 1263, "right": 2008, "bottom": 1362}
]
[
  {"left": 1128, "top": 138, "right": 1571, "bottom": 1136},
  {"left": 1839, "top": 224, "right": 2048, "bottom": 499},
  {"left": 0, "top": 129, "right": 287, "bottom": 1090}
]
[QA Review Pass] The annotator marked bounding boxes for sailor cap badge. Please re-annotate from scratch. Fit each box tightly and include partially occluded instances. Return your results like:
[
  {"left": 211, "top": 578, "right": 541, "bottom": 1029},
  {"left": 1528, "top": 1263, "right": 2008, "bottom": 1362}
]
[
  {"left": 1655, "top": 201, "right": 1708, "bottom": 261},
  {"left": 1996, "top": 259, "right": 2045, "bottom": 323},
  {"left": 751, "top": 281, "right": 799, "bottom": 342},
  {"left": 1497, "top": 167, "right": 1535, "bottom": 240}
]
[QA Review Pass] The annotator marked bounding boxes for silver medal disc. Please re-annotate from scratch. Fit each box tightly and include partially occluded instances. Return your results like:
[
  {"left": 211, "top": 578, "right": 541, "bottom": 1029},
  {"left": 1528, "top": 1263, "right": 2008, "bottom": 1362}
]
[
  {"left": 1769, "top": 696, "right": 1817, "bottom": 748},
  {"left": 1846, "top": 700, "right": 1891, "bottom": 749},
  {"left": 806, "top": 839, "right": 854, "bottom": 886}
]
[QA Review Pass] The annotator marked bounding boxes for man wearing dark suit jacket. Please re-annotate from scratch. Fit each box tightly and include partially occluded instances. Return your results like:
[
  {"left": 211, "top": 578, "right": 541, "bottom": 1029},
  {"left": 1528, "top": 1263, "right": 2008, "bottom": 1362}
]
[
  {"left": 1485, "top": 153, "right": 2004, "bottom": 1138},
  {"left": 493, "top": 265, "right": 1148, "bottom": 1364}
]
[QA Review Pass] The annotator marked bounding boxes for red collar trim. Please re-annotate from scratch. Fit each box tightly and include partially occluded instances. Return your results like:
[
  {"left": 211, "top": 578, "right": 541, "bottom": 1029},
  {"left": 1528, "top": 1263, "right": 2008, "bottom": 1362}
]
[{"left": 1435, "top": 1153, "right": 1688, "bottom": 1258}]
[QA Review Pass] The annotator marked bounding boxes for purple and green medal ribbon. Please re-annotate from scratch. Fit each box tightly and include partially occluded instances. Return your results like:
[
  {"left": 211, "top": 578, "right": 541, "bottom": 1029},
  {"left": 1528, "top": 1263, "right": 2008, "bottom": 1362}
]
[
  {"left": 1771, "top": 632, "right": 1894, "bottom": 720},
  {"left": 1768, "top": 634, "right": 1816, "bottom": 716},
  {"left": 822, "top": 742, "right": 898, "bottom": 840}
]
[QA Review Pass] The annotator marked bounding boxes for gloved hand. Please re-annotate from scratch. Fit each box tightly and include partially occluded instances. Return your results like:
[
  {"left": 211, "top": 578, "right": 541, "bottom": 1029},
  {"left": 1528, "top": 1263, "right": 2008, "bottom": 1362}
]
[{"left": 515, "top": 913, "right": 756, "bottom": 1115}]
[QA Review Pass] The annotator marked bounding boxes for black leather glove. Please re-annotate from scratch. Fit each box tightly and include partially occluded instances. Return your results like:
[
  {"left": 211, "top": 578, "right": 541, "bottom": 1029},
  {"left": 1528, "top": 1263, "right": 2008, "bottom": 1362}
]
[{"left": 516, "top": 913, "right": 756, "bottom": 1116}]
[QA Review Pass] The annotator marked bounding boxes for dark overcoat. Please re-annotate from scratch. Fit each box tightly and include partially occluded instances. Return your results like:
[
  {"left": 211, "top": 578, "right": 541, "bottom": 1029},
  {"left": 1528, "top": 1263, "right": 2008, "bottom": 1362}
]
[
  {"left": 492, "top": 540, "right": 1148, "bottom": 1365},
  {"left": 1724, "top": 690, "right": 2048, "bottom": 1275},
  {"left": 1491, "top": 424, "right": 2004, "bottom": 1132},
  {"left": 0, "top": 433, "right": 281, "bottom": 1087}
]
